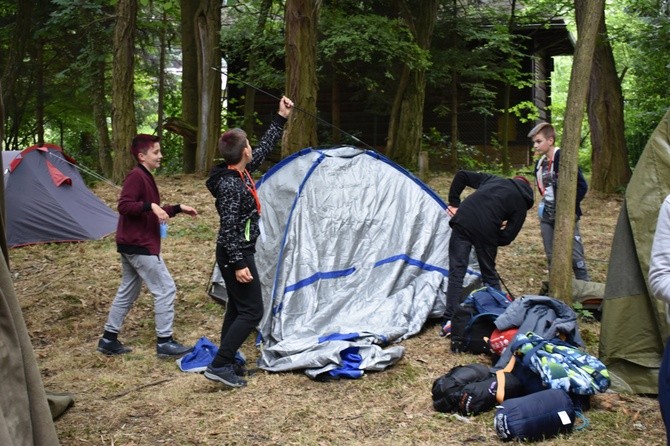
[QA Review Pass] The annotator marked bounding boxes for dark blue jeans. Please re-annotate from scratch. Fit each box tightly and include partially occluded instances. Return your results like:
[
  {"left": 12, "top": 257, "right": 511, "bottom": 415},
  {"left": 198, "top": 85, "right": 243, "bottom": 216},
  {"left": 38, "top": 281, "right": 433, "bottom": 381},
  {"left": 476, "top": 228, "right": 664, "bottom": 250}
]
[
  {"left": 212, "top": 246, "right": 264, "bottom": 367},
  {"left": 660, "top": 337, "right": 670, "bottom": 445},
  {"left": 445, "top": 226, "right": 500, "bottom": 320}
]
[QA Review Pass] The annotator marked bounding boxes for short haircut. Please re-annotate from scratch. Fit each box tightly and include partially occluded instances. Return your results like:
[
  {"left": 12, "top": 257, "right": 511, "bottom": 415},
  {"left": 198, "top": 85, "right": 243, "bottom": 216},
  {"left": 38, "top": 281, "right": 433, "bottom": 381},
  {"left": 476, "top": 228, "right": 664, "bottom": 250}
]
[
  {"left": 131, "top": 134, "right": 160, "bottom": 161},
  {"left": 527, "top": 122, "right": 555, "bottom": 141},
  {"left": 218, "top": 128, "right": 248, "bottom": 165}
]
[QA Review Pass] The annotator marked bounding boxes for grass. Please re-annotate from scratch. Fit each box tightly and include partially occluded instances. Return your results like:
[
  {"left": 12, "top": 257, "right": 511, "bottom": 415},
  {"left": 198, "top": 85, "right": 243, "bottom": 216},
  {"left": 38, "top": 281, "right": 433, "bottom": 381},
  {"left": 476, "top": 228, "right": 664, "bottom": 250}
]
[{"left": 9, "top": 172, "right": 666, "bottom": 445}]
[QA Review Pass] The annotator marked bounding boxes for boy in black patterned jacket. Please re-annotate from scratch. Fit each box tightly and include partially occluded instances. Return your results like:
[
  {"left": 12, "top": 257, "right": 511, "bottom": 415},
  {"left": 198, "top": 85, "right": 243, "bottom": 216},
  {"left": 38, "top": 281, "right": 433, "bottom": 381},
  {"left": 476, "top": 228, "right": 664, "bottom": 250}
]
[{"left": 204, "top": 96, "right": 293, "bottom": 387}]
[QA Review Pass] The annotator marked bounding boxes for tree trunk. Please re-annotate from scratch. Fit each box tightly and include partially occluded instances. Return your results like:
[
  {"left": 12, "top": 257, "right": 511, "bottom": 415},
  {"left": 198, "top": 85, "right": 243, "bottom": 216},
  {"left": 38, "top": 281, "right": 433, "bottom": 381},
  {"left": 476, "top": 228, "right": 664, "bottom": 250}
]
[
  {"left": 586, "top": 11, "right": 631, "bottom": 193},
  {"left": 1, "top": 0, "right": 35, "bottom": 148},
  {"left": 549, "top": 0, "right": 604, "bottom": 303},
  {"left": 111, "top": 0, "right": 138, "bottom": 183},
  {"left": 331, "top": 70, "right": 341, "bottom": 144},
  {"left": 194, "top": 0, "right": 222, "bottom": 175},
  {"left": 500, "top": 84, "right": 511, "bottom": 174},
  {"left": 0, "top": 0, "right": 34, "bottom": 108},
  {"left": 283, "top": 0, "right": 321, "bottom": 156},
  {"left": 242, "top": 0, "right": 273, "bottom": 137},
  {"left": 181, "top": 0, "right": 199, "bottom": 173},
  {"left": 92, "top": 57, "right": 113, "bottom": 177},
  {"left": 449, "top": 73, "right": 459, "bottom": 171},
  {"left": 35, "top": 41, "right": 45, "bottom": 146},
  {"left": 82, "top": 3, "right": 112, "bottom": 176},
  {"left": 499, "top": 0, "right": 517, "bottom": 176},
  {"left": 156, "top": 8, "right": 168, "bottom": 138},
  {"left": 386, "top": 0, "right": 438, "bottom": 168},
  {"left": 0, "top": 80, "right": 7, "bottom": 265}
]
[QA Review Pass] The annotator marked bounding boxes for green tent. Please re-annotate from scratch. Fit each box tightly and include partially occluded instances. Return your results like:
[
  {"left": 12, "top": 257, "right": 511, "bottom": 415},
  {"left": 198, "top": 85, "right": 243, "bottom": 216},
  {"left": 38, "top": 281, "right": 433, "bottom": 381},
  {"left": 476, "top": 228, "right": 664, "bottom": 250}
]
[{"left": 599, "top": 109, "right": 670, "bottom": 394}]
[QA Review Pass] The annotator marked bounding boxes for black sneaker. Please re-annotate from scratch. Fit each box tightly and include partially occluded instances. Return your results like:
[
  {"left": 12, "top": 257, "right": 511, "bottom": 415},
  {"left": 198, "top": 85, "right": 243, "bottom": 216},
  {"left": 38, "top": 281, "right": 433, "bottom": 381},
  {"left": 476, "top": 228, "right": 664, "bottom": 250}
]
[
  {"left": 97, "top": 338, "right": 132, "bottom": 355},
  {"left": 204, "top": 364, "right": 247, "bottom": 387},
  {"left": 232, "top": 362, "right": 248, "bottom": 377},
  {"left": 156, "top": 339, "right": 193, "bottom": 359}
]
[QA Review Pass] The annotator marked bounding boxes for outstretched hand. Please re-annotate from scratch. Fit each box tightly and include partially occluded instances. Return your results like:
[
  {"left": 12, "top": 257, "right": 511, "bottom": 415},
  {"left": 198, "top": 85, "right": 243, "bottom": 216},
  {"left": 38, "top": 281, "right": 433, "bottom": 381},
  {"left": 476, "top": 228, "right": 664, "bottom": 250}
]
[
  {"left": 278, "top": 96, "right": 294, "bottom": 118},
  {"left": 180, "top": 204, "right": 198, "bottom": 217}
]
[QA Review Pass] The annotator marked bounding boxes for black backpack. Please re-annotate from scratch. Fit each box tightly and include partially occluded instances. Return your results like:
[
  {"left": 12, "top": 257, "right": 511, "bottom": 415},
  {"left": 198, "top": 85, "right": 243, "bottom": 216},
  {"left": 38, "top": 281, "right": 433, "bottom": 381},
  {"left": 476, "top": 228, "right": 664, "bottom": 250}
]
[
  {"left": 451, "top": 286, "right": 512, "bottom": 355},
  {"left": 450, "top": 304, "right": 497, "bottom": 354}
]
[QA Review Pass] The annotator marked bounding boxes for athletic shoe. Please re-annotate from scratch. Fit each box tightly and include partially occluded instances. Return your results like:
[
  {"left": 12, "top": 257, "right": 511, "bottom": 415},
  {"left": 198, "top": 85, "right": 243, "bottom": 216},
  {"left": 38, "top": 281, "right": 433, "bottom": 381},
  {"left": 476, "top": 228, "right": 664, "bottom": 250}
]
[
  {"left": 156, "top": 339, "right": 193, "bottom": 359},
  {"left": 439, "top": 320, "right": 452, "bottom": 338},
  {"left": 97, "top": 338, "right": 132, "bottom": 355},
  {"left": 204, "top": 364, "right": 247, "bottom": 387}
]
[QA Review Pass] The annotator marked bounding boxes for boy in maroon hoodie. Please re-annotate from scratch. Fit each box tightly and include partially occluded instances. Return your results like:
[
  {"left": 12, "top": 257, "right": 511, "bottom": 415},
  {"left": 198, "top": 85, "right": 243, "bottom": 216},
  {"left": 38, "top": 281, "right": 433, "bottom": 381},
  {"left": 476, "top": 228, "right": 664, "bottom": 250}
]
[{"left": 97, "top": 134, "right": 198, "bottom": 358}]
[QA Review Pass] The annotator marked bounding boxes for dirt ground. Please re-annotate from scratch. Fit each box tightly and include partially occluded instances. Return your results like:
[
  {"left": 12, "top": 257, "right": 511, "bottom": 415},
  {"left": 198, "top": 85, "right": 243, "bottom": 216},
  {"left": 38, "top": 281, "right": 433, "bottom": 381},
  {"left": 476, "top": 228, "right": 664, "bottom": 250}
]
[{"left": 9, "top": 171, "right": 666, "bottom": 445}]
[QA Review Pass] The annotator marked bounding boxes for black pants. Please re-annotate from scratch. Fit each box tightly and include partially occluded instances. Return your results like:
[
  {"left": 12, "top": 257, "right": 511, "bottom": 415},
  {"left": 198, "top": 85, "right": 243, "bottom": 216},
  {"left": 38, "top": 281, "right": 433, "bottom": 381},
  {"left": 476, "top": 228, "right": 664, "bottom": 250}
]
[
  {"left": 212, "top": 246, "right": 263, "bottom": 367},
  {"left": 445, "top": 226, "right": 500, "bottom": 320},
  {"left": 660, "top": 336, "right": 670, "bottom": 445}
]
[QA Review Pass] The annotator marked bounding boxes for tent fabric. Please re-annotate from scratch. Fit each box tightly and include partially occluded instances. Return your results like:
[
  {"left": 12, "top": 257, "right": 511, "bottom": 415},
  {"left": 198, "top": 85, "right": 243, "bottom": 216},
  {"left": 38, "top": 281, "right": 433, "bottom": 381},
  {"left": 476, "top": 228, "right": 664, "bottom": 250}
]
[
  {"left": 599, "top": 109, "right": 670, "bottom": 394},
  {"left": 3, "top": 144, "right": 118, "bottom": 248},
  {"left": 0, "top": 154, "right": 60, "bottom": 444},
  {"left": 250, "top": 146, "right": 480, "bottom": 378}
]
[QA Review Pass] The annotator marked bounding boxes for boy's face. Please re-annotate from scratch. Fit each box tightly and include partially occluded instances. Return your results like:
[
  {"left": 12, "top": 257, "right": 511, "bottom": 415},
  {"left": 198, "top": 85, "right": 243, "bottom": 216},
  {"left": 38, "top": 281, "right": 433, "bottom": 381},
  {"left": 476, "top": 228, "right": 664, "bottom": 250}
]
[
  {"left": 138, "top": 142, "right": 162, "bottom": 170},
  {"left": 532, "top": 133, "right": 554, "bottom": 157}
]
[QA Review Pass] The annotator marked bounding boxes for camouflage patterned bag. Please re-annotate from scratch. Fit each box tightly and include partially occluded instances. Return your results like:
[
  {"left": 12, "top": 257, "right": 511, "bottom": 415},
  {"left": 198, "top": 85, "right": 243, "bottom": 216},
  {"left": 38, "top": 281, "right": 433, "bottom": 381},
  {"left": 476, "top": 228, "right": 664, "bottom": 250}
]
[{"left": 510, "top": 332, "right": 610, "bottom": 396}]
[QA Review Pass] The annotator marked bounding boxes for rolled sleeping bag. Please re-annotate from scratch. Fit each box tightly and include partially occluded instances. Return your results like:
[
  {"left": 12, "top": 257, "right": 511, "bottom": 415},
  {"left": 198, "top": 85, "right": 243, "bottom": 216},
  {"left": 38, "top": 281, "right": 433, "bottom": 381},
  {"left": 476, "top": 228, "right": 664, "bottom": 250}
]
[
  {"left": 494, "top": 388, "right": 575, "bottom": 441},
  {"left": 432, "top": 363, "right": 491, "bottom": 413}
]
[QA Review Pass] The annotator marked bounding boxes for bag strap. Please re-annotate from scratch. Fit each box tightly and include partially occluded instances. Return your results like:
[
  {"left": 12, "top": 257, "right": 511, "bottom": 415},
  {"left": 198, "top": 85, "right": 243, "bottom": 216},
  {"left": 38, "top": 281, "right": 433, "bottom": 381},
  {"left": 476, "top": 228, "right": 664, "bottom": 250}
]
[
  {"left": 522, "top": 340, "right": 550, "bottom": 368},
  {"left": 508, "top": 334, "right": 545, "bottom": 368},
  {"left": 495, "top": 356, "right": 516, "bottom": 403},
  {"left": 574, "top": 410, "right": 590, "bottom": 431},
  {"left": 465, "top": 312, "right": 498, "bottom": 330},
  {"left": 495, "top": 369, "right": 506, "bottom": 403},
  {"left": 486, "top": 285, "right": 512, "bottom": 306}
]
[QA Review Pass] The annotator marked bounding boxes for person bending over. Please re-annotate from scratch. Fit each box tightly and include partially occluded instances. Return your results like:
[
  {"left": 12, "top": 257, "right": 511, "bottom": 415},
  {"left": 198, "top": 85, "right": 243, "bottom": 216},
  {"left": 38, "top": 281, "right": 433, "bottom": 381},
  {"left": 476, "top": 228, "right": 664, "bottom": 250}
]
[{"left": 440, "top": 170, "right": 533, "bottom": 336}]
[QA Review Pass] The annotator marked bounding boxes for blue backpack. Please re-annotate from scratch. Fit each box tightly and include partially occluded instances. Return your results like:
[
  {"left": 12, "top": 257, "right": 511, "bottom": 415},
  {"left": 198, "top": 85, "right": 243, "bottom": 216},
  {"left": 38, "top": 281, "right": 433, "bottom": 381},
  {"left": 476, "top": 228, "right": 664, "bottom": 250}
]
[
  {"left": 462, "top": 285, "right": 512, "bottom": 315},
  {"left": 451, "top": 286, "right": 512, "bottom": 355}
]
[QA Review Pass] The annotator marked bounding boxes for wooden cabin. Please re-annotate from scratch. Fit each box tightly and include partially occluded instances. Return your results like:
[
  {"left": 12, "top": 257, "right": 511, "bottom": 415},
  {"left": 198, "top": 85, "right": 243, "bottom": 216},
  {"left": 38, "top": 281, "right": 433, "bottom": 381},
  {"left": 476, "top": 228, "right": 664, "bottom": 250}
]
[{"left": 228, "top": 18, "right": 574, "bottom": 171}]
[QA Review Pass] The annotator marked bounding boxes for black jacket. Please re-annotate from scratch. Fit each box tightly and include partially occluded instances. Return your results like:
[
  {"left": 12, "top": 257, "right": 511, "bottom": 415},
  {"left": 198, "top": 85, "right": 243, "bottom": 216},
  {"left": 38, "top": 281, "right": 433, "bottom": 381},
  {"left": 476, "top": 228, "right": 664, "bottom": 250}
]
[
  {"left": 205, "top": 114, "right": 286, "bottom": 269},
  {"left": 448, "top": 170, "right": 534, "bottom": 247}
]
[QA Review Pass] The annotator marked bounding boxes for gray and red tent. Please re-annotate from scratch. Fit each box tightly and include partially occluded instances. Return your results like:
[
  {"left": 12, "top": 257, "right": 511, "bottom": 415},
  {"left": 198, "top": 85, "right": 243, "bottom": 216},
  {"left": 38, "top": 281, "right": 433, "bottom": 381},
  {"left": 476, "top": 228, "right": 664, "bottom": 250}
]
[{"left": 2, "top": 144, "right": 117, "bottom": 248}]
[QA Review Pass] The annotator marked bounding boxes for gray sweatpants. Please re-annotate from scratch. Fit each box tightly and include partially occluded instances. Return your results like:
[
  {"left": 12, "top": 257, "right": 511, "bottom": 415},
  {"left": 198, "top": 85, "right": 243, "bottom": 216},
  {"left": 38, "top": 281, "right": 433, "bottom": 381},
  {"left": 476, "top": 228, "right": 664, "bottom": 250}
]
[
  {"left": 104, "top": 253, "right": 176, "bottom": 338},
  {"left": 540, "top": 218, "right": 590, "bottom": 281}
]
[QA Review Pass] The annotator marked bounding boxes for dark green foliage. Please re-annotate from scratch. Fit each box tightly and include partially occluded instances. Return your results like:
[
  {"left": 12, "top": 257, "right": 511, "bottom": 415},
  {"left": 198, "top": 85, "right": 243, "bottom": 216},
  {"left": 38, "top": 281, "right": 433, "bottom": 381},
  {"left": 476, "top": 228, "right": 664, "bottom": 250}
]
[{"left": 1, "top": 0, "right": 669, "bottom": 178}]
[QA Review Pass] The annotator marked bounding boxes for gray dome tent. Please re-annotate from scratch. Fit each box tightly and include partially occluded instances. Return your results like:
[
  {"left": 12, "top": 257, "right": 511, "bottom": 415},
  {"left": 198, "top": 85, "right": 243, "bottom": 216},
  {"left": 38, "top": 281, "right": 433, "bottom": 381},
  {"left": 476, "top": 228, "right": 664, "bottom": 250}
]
[
  {"left": 2, "top": 144, "right": 117, "bottom": 248},
  {"left": 247, "top": 146, "right": 480, "bottom": 379}
]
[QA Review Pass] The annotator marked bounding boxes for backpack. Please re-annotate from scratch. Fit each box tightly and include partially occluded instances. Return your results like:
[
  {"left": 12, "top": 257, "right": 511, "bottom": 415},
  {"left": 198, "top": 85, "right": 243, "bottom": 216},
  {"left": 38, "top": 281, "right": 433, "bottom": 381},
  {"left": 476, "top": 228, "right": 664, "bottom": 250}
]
[
  {"left": 462, "top": 285, "right": 512, "bottom": 315},
  {"left": 450, "top": 304, "right": 497, "bottom": 354},
  {"left": 451, "top": 286, "right": 512, "bottom": 355},
  {"left": 510, "top": 332, "right": 611, "bottom": 395}
]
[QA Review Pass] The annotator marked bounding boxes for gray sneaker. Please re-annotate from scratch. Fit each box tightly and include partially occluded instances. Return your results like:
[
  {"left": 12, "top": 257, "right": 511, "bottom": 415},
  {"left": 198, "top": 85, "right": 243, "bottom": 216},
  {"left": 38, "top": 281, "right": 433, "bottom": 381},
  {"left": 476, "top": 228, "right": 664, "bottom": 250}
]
[
  {"left": 156, "top": 339, "right": 192, "bottom": 359},
  {"left": 204, "top": 364, "right": 247, "bottom": 387},
  {"left": 97, "top": 338, "right": 132, "bottom": 356}
]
